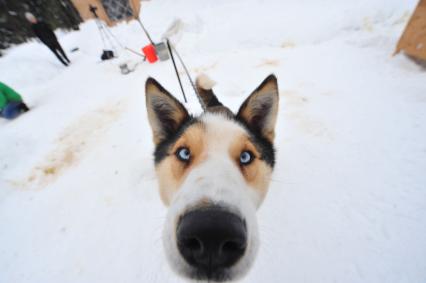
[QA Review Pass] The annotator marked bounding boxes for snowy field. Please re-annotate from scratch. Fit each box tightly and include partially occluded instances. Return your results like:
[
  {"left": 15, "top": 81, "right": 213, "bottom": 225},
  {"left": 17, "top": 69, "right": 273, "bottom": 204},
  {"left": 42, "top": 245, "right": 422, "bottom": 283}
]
[{"left": 1, "top": 0, "right": 425, "bottom": 282}]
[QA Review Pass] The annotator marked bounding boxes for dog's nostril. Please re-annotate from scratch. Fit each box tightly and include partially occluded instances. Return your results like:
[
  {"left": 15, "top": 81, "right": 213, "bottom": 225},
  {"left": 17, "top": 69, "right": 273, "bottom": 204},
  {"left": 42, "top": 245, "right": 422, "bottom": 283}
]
[
  {"left": 176, "top": 205, "right": 247, "bottom": 274},
  {"left": 182, "top": 237, "right": 203, "bottom": 252},
  {"left": 221, "top": 239, "right": 246, "bottom": 254}
]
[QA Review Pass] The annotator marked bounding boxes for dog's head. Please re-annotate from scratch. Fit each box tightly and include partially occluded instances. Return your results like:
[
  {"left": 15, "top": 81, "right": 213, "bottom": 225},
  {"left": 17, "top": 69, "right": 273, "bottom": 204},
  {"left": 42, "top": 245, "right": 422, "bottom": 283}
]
[{"left": 145, "top": 74, "right": 279, "bottom": 282}]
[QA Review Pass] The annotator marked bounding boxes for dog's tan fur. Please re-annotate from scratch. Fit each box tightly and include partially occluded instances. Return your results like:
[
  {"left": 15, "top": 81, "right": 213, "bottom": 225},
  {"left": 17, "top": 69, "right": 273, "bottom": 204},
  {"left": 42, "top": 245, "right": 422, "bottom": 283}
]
[
  {"left": 156, "top": 123, "right": 206, "bottom": 205},
  {"left": 156, "top": 120, "right": 273, "bottom": 205},
  {"left": 229, "top": 135, "right": 273, "bottom": 198},
  {"left": 145, "top": 74, "right": 279, "bottom": 282}
]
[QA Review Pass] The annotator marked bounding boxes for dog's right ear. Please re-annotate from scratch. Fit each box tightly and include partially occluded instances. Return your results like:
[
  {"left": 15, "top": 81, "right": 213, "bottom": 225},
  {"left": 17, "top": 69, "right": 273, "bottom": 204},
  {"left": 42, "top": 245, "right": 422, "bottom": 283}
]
[
  {"left": 145, "top": 78, "right": 189, "bottom": 145},
  {"left": 236, "top": 74, "right": 279, "bottom": 142}
]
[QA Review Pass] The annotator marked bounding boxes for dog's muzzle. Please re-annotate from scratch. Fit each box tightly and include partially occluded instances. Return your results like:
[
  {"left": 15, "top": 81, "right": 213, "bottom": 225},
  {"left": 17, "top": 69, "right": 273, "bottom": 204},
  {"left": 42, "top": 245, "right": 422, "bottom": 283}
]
[{"left": 176, "top": 205, "right": 247, "bottom": 281}]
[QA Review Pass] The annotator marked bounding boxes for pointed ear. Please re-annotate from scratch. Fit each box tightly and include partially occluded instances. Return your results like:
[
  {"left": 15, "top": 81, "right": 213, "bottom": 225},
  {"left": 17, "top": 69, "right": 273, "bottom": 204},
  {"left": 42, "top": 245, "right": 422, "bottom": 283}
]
[
  {"left": 236, "top": 74, "right": 279, "bottom": 142},
  {"left": 145, "top": 78, "right": 189, "bottom": 145}
]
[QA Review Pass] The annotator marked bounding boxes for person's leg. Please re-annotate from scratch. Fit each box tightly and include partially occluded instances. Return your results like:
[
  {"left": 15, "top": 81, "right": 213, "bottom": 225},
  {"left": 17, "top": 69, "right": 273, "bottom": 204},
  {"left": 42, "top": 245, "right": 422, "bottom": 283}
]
[
  {"left": 54, "top": 40, "right": 70, "bottom": 63},
  {"left": 46, "top": 44, "right": 68, "bottom": 66},
  {"left": 1, "top": 102, "right": 23, "bottom": 119}
]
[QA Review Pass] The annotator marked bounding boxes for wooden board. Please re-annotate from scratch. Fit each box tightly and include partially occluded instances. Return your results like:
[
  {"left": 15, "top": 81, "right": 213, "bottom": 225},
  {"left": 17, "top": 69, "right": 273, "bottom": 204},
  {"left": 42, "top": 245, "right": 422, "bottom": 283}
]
[
  {"left": 395, "top": 0, "right": 426, "bottom": 60},
  {"left": 71, "top": 0, "right": 140, "bottom": 27}
]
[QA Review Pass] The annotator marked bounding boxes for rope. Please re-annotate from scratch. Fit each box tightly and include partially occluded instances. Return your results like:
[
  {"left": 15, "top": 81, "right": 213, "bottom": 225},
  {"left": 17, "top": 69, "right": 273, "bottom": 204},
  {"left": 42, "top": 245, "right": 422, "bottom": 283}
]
[{"left": 167, "top": 40, "right": 205, "bottom": 109}]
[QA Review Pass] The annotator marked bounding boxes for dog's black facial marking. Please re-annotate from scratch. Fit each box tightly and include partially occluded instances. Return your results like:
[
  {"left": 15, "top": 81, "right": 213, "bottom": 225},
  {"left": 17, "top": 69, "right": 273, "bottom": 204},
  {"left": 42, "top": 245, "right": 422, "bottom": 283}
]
[
  {"left": 152, "top": 110, "right": 275, "bottom": 168},
  {"left": 154, "top": 117, "right": 199, "bottom": 164},
  {"left": 234, "top": 116, "right": 276, "bottom": 168}
]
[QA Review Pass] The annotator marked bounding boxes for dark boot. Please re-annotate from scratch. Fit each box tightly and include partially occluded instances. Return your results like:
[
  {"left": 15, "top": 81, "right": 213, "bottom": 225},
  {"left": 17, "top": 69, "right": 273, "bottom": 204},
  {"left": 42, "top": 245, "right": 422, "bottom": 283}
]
[
  {"left": 47, "top": 44, "right": 68, "bottom": 66},
  {"left": 55, "top": 41, "right": 71, "bottom": 64},
  {"left": 20, "top": 103, "right": 30, "bottom": 112}
]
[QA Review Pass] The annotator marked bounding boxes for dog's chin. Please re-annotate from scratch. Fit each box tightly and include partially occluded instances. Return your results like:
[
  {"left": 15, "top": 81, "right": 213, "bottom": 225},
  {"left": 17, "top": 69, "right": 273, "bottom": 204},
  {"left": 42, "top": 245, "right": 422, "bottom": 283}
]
[
  {"left": 165, "top": 250, "right": 258, "bottom": 283},
  {"left": 181, "top": 266, "right": 232, "bottom": 282}
]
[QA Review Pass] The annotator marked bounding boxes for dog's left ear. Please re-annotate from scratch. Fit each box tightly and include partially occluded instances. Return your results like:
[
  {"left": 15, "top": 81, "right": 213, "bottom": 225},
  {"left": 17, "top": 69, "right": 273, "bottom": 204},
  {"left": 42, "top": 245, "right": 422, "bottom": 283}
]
[
  {"left": 237, "top": 74, "right": 279, "bottom": 142},
  {"left": 145, "top": 78, "right": 190, "bottom": 145}
]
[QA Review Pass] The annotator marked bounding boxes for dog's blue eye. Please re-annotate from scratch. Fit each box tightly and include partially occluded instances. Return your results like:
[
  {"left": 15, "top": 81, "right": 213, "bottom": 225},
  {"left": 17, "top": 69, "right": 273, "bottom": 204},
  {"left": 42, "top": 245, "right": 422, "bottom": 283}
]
[
  {"left": 240, "top": 151, "right": 253, "bottom": 165},
  {"left": 176, "top": 147, "right": 191, "bottom": 161}
]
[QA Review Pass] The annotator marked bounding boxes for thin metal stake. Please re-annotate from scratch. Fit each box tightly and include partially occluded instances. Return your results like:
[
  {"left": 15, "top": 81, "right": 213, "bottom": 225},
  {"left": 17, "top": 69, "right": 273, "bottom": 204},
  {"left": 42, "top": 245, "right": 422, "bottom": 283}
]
[
  {"left": 136, "top": 17, "right": 155, "bottom": 45},
  {"left": 125, "top": 47, "right": 146, "bottom": 59},
  {"left": 166, "top": 39, "right": 187, "bottom": 103}
]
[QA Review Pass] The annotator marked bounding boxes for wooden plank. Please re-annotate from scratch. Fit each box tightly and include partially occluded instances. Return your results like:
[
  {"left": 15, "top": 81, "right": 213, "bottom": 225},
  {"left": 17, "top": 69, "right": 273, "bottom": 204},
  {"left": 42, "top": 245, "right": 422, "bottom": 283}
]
[
  {"left": 395, "top": 0, "right": 426, "bottom": 60},
  {"left": 71, "top": 0, "right": 113, "bottom": 26}
]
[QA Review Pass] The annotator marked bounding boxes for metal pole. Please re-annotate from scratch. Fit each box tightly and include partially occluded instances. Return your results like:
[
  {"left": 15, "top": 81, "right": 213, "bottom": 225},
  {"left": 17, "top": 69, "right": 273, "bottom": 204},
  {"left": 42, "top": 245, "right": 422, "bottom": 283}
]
[
  {"left": 136, "top": 17, "right": 155, "bottom": 45},
  {"left": 166, "top": 39, "right": 187, "bottom": 103}
]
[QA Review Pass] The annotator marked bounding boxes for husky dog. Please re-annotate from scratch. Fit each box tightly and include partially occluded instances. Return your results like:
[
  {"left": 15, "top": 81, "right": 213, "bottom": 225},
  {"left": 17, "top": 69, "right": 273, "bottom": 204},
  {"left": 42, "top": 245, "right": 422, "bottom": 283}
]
[{"left": 145, "top": 74, "right": 279, "bottom": 282}]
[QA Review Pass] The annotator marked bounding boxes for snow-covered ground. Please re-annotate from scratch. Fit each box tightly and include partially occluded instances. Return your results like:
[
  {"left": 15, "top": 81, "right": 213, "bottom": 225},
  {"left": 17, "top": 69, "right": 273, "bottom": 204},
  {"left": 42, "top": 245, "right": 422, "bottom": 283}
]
[{"left": 1, "top": 0, "right": 425, "bottom": 282}]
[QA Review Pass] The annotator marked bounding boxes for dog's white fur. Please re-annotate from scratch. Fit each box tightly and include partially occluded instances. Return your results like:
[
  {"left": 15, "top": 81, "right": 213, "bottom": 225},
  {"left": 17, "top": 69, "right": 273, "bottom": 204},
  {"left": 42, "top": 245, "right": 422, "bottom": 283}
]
[
  {"left": 146, "top": 74, "right": 278, "bottom": 282},
  {"left": 163, "top": 113, "right": 263, "bottom": 281}
]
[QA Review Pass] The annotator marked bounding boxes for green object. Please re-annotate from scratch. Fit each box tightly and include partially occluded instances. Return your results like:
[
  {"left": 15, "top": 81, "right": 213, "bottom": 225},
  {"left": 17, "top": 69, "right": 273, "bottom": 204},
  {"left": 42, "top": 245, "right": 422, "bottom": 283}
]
[{"left": 0, "top": 82, "right": 22, "bottom": 111}]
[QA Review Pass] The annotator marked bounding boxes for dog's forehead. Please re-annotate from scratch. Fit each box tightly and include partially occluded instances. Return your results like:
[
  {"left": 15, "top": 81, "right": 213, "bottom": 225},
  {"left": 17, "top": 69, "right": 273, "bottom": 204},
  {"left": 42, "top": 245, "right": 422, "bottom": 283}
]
[{"left": 200, "top": 113, "right": 247, "bottom": 147}]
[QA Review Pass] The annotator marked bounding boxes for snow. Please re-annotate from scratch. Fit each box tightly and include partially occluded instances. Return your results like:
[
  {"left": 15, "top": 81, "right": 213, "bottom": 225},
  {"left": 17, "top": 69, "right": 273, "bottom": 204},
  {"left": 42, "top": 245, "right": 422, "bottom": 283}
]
[{"left": 1, "top": 0, "right": 425, "bottom": 282}]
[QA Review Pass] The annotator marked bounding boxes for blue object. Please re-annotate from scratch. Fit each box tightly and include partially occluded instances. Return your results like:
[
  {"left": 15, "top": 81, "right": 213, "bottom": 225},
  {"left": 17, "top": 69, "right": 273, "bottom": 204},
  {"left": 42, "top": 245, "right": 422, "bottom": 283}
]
[{"left": 0, "top": 102, "right": 24, "bottom": 120}]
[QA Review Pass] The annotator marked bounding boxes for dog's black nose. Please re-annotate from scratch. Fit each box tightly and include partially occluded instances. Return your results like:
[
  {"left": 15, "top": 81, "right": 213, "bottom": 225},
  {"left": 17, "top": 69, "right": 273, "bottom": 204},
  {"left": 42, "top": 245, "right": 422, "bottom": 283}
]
[{"left": 177, "top": 206, "right": 247, "bottom": 275}]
